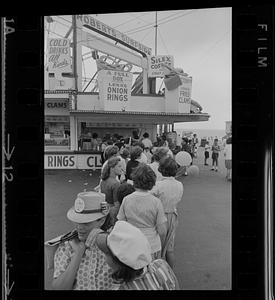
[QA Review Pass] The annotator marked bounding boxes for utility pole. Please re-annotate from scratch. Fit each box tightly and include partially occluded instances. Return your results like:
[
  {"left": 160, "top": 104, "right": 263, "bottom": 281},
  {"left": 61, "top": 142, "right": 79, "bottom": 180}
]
[
  {"left": 72, "top": 15, "right": 78, "bottom": 91},
  {"left": 154, "top": 11, "right": 158, "bottom": 56}
]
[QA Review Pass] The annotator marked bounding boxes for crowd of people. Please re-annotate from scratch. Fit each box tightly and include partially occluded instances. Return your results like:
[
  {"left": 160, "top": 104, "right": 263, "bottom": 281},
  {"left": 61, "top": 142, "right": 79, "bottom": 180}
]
[{"left": 46, "top": 130, "right": 232, "bottom": 290}]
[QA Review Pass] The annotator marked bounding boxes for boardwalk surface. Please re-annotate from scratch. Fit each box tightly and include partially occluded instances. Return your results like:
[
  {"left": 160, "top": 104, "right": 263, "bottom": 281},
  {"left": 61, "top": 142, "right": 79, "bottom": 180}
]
[{"left": 44, "top": 147, "right": 231, "bottom": 290}]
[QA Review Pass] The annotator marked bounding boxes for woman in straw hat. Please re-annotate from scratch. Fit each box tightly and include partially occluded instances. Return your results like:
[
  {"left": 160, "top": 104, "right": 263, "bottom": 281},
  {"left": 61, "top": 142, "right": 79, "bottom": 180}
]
[
  {"left": 51, "top": 191, "right": 113, "bottom": 290},
  {"left": 95, "top": 220, "right": 180, "bottom": 290}
]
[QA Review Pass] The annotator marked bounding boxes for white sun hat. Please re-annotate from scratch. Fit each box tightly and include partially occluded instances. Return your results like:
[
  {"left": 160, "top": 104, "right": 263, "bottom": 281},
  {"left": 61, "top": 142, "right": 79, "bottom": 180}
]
[{"left": 97, "top": 220, "right": 152, "bottom": 270}]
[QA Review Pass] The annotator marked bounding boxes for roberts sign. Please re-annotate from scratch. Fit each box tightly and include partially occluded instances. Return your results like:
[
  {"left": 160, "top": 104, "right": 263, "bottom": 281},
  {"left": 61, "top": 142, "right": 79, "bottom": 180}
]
[{"left": 148, "top": 55, "right": 174, "bottom": 78}]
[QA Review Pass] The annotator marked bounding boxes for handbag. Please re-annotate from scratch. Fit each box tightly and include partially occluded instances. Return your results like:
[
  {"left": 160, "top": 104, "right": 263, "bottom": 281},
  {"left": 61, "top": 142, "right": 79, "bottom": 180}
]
[{"left": 45, "top": 230, "right": 78, "bottom": 270}]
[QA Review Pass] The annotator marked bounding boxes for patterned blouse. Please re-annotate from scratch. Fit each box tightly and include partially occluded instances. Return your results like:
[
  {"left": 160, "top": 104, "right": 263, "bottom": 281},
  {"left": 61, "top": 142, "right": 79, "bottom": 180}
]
[
  {"left": 53, "top": 241, "right": 113, "bottom": 290},
  {"left": 116, "top": 259, "right": 179, "bottom": 290}
]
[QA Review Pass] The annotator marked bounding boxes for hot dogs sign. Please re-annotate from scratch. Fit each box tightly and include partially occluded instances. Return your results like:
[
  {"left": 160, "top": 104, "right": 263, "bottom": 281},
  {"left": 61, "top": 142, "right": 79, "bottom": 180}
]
[
  {"left": 47, "top": 38, "right": 72, "bottom": 79},
  {"left": 148, "top": 55, "right": 174, "bottom": 78}
]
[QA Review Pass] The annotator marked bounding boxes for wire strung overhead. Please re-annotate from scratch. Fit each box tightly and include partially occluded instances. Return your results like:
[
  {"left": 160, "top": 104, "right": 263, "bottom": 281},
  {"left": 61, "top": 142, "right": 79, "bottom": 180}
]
[
  {"left": 125, "top": 10, "right": 195, "bottom": 35},
  {"left": 185, "top": 29, "right": 231, "bottom": 74}
]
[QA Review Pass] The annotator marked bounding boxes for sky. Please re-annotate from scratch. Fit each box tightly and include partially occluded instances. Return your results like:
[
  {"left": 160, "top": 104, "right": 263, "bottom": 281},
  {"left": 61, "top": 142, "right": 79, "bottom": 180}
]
[{"left": 45, "top": 7, "right": 232, "bottom": 130}]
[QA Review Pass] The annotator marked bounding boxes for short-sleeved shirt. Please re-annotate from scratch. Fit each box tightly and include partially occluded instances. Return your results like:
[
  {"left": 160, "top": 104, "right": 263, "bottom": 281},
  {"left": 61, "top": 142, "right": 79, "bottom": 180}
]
[
  {"left": 117, "top": 191, "right": 167, "bottom": 253},
  {"left": 100, "top": 177, "right": 120, "bottom": 205},
  {"left": 116, "top": 259, "right": 178, "bottom": 290},
  {"left": 212, "top": 144, "right": 221, "bottom": 154},
  {"left": 224, "top": 144, "right": 232, "bottom": 160},
  {"left": 151, "top": 177, "right": 183, "bottom": 213},
  {"left": 142, "top": 138, "right": 153, "bottom": 149},
  {"left": 204, "top": 144, "right": 211, "bottom": 152},
  {"left": 53, "top": 241, "right": 113, "bottom": 290}
]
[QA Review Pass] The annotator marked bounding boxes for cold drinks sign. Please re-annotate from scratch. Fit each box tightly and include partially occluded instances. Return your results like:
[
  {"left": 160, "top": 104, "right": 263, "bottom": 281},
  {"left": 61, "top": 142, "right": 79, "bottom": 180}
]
[
  {"left": 47, "top": 38, "right": 72, "bottom": 78},
  {"left": 97, "top": 70, "right": 133, "bottom": 111},
  {"left": 148, "top": 55, "right": 174, "bottom": 78}
]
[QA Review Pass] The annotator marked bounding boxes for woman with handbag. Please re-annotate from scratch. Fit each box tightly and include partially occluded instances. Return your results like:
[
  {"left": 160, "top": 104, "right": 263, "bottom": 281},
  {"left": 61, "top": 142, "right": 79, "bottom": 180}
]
[{"left": 48, "top": 191, "right": 114, "bottom": 290}]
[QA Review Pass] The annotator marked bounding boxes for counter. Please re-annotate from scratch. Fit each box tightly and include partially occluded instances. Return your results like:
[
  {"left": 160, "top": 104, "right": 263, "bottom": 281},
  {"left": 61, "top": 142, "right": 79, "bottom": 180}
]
[{"left": 44, "top": 150, "right": 102, "bottom": 170}]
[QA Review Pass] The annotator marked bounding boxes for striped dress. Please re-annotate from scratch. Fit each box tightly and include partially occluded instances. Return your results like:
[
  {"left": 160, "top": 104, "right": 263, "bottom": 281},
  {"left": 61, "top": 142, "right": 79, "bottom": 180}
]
[{"left": 114, "top": 259, "right": 179, "bottom": 290}]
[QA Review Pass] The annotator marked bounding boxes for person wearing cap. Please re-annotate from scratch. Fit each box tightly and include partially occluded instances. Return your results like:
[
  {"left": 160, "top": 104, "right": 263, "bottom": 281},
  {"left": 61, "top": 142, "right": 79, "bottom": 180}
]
[
  {"left": 51, "top": 191, "right": 113, "bottom": 290},
  {"left": 151, "top": 156, "right": 184, "bottom": 269},
  {"left": 117, "top": 163, "right": 167, "bottom": 259},
  {"left": 95, "top": 220, "right": 179, "bottom": 290}
]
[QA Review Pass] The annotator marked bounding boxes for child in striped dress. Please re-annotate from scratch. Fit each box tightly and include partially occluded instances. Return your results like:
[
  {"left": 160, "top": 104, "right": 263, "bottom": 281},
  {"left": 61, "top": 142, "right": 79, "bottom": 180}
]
[{"left": 95, "top": 220, "right": 179, "bottom": 290}]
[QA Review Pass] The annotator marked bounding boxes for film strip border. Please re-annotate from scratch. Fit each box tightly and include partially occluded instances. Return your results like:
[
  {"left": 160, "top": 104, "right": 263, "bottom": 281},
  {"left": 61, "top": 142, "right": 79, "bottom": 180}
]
[
  {"left": 2, "top": 16, "right": 44, "bottom": 298},
  {"left": 1, "top": 7, "right": 274, "bottom": 299},
  {"left": 232, "top": 5, "right": 273, "bottom": 300}
]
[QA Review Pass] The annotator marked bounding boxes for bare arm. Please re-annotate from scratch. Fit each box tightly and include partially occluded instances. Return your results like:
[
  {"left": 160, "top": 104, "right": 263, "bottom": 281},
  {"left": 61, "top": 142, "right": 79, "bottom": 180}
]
[
  {"left": 157, "top": 222, "right": 167, "bottom": 249},
  {"left": 52, "top": 240, "right": 86, "bottom": 290}
]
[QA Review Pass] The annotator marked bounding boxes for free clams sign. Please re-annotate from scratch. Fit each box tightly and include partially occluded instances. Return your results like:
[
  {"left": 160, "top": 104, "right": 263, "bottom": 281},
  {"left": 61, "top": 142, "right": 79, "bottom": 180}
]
[
  {"left": 178, "top": 75, "right": 192, "bottom": 113},
  {"left": 97, "top": 70, "right": 133, "bottom": 111},
  {"left": 47, "top": 38, "right": 72, "bottom": 79}
]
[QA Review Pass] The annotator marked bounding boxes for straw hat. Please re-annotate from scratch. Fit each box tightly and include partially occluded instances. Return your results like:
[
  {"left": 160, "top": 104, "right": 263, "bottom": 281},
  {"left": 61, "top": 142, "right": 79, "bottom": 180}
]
[
  {"left": 97, "top": 221, "right": 152, "bottom": 270},
  {"left": 67, "top": 191, "right": 109, "bottom": 223}
]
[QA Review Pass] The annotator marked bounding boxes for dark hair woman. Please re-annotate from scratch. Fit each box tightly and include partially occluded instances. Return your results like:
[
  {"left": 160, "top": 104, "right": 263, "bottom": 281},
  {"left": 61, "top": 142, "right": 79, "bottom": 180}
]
[
  {"left": 117, "top": 164, "right": 167, "bottom": 260},
  {"left": 148, "top": 147, "right": 169, "bottom": 181},
  {"left": 125, "top": 146, "right": 143, "bottom": 181}
]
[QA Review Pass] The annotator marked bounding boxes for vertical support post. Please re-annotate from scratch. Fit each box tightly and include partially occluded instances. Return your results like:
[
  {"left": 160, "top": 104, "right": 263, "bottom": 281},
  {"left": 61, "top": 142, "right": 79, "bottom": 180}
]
[
  {"left": 74, "top": 15, "right": 83, "bottom": 91},
  {"left": 155, "top": 11, "right": 158, "bottom": 56},
  {"left": 72, "top": 15, "right": 78, "bottom": 91},
  {"left": 70, "top": 115, "right": 76, "bottom": 150}
]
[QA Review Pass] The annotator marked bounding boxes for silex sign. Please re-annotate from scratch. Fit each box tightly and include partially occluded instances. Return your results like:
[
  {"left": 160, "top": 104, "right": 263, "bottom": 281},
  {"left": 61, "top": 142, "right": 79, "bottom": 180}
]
[{"left": 148, "top": 55, "right": 174, "bottom": 78}]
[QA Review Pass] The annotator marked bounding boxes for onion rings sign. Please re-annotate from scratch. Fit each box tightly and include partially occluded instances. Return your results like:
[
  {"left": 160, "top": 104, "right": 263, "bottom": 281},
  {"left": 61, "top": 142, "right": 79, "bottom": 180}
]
[
  {"left": 148, "top": 55, "right": 174, "bottom": 78},
  {"left": 97, "top": 70, "right": 133, "bottom": 111}
]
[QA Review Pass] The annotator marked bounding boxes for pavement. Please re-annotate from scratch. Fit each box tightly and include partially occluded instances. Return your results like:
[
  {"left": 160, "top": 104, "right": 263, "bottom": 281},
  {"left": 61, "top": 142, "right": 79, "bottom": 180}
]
[{"left": 44, "top": 147, "right": 231, "bottom": 290}]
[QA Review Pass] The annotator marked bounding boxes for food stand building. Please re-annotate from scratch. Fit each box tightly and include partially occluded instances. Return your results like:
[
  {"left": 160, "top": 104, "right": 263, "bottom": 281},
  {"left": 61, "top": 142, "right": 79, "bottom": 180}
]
[{"left": 44, "top": 15, "right": 210, "bottom": 169}]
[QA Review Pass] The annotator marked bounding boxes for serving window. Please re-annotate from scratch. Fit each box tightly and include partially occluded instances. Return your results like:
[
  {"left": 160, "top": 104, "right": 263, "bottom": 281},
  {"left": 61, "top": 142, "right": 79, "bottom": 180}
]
[{"left": 45, "top": 116, "right": 70, "bottom": 149}]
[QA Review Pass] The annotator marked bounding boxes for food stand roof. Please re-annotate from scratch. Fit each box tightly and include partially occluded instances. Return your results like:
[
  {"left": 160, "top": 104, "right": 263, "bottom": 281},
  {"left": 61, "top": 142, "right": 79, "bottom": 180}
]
[{"left": 70, "top": 110, "right": 210, "bottom": 124}]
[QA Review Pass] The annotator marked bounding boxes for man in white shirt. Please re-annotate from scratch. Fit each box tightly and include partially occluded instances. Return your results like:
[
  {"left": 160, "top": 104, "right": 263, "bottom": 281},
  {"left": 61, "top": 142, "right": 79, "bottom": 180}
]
[{"left": 141, "top": 132, "right": 153, "bottom": 149}]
